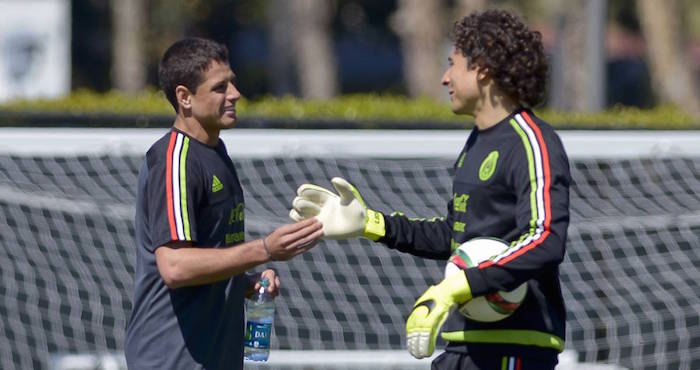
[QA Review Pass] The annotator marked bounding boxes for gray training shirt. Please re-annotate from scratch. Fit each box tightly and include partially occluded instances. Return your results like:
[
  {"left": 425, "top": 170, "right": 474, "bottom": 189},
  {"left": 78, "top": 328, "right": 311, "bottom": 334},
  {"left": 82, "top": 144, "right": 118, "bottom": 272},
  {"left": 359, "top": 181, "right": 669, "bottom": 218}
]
[{"left": 126, "top": 129, "right": 247, "bottom": 370}]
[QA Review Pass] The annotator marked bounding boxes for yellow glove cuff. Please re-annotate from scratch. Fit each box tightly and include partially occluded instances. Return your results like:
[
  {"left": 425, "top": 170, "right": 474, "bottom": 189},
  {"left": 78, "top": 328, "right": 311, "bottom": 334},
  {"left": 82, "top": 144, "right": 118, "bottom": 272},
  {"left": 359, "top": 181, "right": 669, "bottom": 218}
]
[
  {"left": 442, "top": 270, "right": 472, "bottom": 304},
  {"left": 363, "top": 208, "right": 386, "bottom": 241}
]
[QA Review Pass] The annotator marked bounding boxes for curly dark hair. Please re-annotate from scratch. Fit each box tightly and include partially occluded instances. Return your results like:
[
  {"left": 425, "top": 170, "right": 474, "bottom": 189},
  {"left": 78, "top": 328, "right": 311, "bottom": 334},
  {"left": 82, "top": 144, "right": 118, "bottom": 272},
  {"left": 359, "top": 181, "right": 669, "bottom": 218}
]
[
  {"left": 158, "top": 38, "right": 229, "bottom": 112},
  {"left": 451, "top": 10, "right": 548, "bottom": 107}
]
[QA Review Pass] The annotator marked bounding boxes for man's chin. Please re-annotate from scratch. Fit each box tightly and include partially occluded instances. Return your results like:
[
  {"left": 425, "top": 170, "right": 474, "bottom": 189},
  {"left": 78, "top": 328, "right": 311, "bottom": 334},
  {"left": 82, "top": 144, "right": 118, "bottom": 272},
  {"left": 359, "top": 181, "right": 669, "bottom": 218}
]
[
  {"left": 219, "top": 117, "right": 237, "bottom": 129},
  {"left": 450, "top": 106, "right": 470, "bottom": 116},
  {"left": 450, "top": 101, "right": 475, "bottom": 116}
]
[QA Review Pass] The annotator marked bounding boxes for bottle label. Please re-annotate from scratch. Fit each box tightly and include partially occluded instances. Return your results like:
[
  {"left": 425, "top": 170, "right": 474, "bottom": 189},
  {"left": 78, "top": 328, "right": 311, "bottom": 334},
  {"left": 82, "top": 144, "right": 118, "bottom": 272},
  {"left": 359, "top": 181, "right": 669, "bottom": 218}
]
[{"left": 244, "top": 321, "right": 271, "bottom": 349}]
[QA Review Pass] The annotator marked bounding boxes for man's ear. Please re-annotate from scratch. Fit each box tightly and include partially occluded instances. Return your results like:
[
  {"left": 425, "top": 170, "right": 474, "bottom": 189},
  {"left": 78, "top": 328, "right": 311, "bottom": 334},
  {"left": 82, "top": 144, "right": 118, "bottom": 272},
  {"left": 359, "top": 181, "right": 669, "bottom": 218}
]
[
  {"left": 175, "top": 85, "right": 193, "bottom": 110},
  {"left": 477, "top": 66, "right": 490, "bottom": 82}
]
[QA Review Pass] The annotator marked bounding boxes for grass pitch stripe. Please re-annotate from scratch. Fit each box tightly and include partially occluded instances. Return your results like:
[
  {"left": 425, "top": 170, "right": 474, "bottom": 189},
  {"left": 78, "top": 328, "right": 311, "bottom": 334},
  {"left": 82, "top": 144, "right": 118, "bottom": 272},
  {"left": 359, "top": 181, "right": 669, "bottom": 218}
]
[{"left": 485, "top": 112, "right": 551, "bottom": 266}]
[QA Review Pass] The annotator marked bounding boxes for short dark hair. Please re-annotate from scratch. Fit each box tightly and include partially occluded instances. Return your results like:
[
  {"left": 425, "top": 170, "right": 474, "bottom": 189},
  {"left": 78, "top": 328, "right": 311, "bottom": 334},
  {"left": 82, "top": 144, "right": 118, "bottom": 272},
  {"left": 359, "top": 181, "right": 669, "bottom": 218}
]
[
  {"left": 451, "top": 10, "right": 548, "bottom": 107},
  {"left": 158, "top": 38, "right": 229, "bottom": 112}
]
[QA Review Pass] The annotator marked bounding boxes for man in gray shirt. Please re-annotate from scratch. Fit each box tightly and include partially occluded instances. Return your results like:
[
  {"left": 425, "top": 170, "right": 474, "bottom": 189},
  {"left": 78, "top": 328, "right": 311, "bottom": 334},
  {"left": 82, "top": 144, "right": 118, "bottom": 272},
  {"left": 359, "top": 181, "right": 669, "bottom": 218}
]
[{"left": 125, "top": 37, "right": 323, "bottom": 370}]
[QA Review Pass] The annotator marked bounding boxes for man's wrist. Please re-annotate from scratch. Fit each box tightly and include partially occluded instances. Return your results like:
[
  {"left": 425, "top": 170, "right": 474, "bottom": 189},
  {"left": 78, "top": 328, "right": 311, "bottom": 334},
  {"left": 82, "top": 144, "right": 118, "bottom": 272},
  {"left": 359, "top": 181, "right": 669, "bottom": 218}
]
[
  {"left": 363, "top": 209, "right": 386, "bottom": 241},
  {"left": 262, "top": 237, "right": 274, "bottom": 261},
  {"left": 442, "top": 270, "right": 472, "bottom": 304}
]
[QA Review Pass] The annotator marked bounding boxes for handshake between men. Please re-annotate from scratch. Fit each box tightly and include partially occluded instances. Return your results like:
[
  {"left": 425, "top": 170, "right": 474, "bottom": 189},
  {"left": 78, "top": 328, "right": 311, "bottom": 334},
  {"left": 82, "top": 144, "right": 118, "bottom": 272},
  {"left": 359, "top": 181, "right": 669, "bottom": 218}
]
[{"left": 289, "top": 177, "right": 472, "bottom": 360}]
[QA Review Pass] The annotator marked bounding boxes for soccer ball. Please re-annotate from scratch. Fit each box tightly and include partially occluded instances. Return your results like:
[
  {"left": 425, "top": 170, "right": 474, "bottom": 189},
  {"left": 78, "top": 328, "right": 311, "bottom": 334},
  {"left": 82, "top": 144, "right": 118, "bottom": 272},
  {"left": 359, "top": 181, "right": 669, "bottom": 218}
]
[{"left": 444, "top": 238, "right": 528, "bottom": 322}]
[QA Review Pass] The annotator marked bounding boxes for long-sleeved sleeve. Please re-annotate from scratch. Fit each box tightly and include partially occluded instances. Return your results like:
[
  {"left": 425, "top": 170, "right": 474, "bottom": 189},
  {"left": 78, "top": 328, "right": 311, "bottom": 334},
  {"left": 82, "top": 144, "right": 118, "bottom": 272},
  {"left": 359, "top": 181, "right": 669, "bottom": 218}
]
[
  {"left": 464, "top": 112, "right": 571, "bottom": 297},
  {"left": 376, "top": 133, "right": 478, "bottom": 260},
  {"left": 378, "top": 198, "right": 455, "bottom": 260}
]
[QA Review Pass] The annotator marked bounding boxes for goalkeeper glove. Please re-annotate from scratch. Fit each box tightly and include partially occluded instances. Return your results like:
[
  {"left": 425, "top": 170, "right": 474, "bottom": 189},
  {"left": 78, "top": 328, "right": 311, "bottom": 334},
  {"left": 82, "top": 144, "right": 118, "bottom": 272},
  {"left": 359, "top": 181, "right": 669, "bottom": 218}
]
[
  {"left": 289, "top": 177, "right": 385, "bottom": 240},
  {"left": 405, "top": 270, "right": 472, "bottom": 359}
]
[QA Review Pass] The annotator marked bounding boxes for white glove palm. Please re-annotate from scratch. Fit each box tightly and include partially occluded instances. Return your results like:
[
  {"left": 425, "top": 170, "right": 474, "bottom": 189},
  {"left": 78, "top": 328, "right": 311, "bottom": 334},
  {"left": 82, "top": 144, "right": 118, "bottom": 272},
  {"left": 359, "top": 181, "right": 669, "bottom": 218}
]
[{"left": 290, "top": 177, "right": 385, "bottom": 241}]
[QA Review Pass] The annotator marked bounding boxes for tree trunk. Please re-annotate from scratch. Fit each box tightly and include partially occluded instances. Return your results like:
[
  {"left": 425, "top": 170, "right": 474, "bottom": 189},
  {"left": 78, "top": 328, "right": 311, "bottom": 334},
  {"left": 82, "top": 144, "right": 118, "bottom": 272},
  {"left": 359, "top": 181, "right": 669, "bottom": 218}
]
[
  {"left": 549, "top": 0, "right": 606, "bottom": 112},
  {"left": 266, "top": 0, "right": 295, "bottom": 96},
  {"left": 390, "top": 0, "right": 447, "bottom": 99},
  {"left": 289, "top": 0, "right": 339, "bottom": 99},
  {"left": 636, "top": 0, "right": 700, "bottom": 116},
  {"left": 111, "top": 0, "right": 146, "bottom": 93}
]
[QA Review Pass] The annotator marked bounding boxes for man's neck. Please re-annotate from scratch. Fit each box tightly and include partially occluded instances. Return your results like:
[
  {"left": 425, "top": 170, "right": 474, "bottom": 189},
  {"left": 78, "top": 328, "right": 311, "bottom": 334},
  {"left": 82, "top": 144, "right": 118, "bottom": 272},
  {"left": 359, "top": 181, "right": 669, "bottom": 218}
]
[
  {"left": 473, "top": 89, "right": 519, "bottom": 131},
  {"left": 173, "top": 116, "right": 219, "bottom": 146},
  {"left": 473, "top": 105, "right": 516, "bottom": 131}
]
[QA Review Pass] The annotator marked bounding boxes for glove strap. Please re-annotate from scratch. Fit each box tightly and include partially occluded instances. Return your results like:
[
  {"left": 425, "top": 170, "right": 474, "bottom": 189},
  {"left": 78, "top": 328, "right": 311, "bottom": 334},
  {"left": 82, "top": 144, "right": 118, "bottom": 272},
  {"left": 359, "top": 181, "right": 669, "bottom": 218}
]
[{"left": 363, "top": 209, "right": 386, "bottom": 241}]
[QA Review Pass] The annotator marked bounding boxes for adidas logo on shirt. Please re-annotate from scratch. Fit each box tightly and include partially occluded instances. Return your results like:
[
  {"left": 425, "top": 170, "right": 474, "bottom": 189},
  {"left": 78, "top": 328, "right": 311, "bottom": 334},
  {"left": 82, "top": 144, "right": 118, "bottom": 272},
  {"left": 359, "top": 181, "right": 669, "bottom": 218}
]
[{"left": 212, "top": 175, "right": 223, "bottom": 192}]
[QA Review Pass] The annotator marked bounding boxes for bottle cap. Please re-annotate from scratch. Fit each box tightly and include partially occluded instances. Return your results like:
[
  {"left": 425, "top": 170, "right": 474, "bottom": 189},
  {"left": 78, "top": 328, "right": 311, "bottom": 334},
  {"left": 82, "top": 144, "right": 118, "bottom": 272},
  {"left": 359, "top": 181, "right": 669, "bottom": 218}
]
[{"left": 259, "top": 278, "right": 269, "bottom": 287}]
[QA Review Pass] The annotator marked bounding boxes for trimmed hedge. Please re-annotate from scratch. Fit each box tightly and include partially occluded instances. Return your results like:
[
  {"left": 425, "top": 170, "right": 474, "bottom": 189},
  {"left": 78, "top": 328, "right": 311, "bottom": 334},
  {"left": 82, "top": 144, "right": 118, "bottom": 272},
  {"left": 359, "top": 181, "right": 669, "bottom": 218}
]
[{"left": 1, "top": 90, "right": 698, "bottom": 129}]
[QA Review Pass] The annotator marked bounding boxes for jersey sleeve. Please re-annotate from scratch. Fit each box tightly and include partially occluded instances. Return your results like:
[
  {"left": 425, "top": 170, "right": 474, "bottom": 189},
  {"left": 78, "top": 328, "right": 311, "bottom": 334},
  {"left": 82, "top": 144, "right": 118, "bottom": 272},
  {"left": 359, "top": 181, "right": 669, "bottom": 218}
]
[
  {"left": 378, "top": 197, "right": 454, "bottom": 260},
  {"left": 145, "top": 132, "right": 202, "bottom": 251},
  {"left": 465, "top": 113, "right": 571, "bottom": 296},
  {"left": 378, "top": 141, "right": 472, "bottom": 260}
]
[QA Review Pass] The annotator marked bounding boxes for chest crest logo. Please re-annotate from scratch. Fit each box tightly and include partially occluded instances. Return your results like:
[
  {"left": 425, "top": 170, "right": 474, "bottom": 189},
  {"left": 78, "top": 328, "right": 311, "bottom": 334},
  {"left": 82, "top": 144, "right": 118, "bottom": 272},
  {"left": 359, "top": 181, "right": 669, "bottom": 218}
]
[
  {"left": 212, "top": 175, "right": 223, "bottom": 193},
  {"left": 479, "top": 150, "right": 499, "bottom": 181}
]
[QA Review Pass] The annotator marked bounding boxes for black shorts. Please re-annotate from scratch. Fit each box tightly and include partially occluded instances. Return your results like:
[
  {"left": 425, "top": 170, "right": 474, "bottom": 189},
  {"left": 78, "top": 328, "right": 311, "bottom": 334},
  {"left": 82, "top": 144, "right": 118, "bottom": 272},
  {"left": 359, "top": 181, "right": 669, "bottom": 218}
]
[{"left": 431, "top": 350, "right": 558, "bottom": 370}]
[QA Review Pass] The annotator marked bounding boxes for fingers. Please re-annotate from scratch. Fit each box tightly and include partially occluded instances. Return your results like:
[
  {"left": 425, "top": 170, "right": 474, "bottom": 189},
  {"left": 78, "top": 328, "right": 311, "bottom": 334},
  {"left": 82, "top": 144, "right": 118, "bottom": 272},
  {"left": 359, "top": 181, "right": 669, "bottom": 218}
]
[
  {"left": 269, "top": 218, "right": 320, "bottom": 248},
  {"left": 282, "top": 225, "right": 324, "bottom": 250},
  {"left": 331, "top": 177, "right": 359, "bottom": 205},
  {"left": 271, "top": 235, "right": 319, "bottom": 261},
  {"left": 260, "top": 269, "right": 280, "bottom": 297},
  {"left": 276, "top": 216, "right": 319, "bottom": 234},
  {"left": 288, "top": 239, "right": 318, "bottom": 257},
  {"left": 300, "top": 239, "right": 319, "bottom": 249},
  {"left": 289, "top": 208, "right": 304, "bottom": 222},
  {"left": 406, "top": 331, "right": 432, "bottom": 359},
  {"left": 267, "top": 218, "right": 324, "bottom": 260},
  {"left": 405, "top": 305, "right": 432, "bottom": 359},
  {"left": 292, "top": 197, "right": 321, "bottom": 217},
  {"left": 296, "top": 183, "right": 336, "bottom": 203},
  {"left": 406, "top": 305, "right": 429, "bottom": 327},
  {"left": 290, "top": 185, "right": 326, "bottom": 222}
]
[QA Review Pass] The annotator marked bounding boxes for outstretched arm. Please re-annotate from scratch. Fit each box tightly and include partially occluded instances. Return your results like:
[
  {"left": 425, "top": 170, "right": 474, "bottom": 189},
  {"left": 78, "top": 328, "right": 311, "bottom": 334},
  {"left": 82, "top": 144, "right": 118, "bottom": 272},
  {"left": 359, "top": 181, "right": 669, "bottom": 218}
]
[
  {"left": 155, "top": 218, "right": 322, "bottom": 289},
  {"left": 291, "top": 177, "right": 454, "bottom": 259}
]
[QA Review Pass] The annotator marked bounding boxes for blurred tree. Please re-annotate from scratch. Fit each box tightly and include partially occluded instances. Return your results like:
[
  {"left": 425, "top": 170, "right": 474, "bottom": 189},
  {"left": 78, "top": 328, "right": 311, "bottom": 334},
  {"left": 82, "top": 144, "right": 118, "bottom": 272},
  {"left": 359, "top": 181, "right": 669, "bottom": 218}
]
[
  {"left": 266, "top": 0, "right": 296, "bottom": 96},
  {"left": 333, "top": 1, "right": 403, "bottom": 94},
  {"left": 454, "top": 0, "right": 487, "bottom": 20},
  {"left": 390, "top": 0, "right": 448, "bottom": 99},
  {"left": 72, "top": 0, "right": 111, "bottom": 91},
  {"left": 111, "top": 0, "right": 146, "bottom": 93},
  {"left": 144, "top": 0, "right": 244, "bottom": 90},
  {"left": 550, "top": 0, "right": 606, "bottom": 112},
  {"left": 146, "top": 0, "right": 188, "bottom": 58},
  {"left": 288, "top": 0, "right": 339, "bottom": 99},
  {"left": 636, "top": 0, "right": 700, "bottom": 116}
]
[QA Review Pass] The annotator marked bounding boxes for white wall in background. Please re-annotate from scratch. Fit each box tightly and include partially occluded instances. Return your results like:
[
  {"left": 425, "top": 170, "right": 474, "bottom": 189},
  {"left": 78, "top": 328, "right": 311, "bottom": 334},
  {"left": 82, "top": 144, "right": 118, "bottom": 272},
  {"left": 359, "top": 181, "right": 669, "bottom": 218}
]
[{"left": 0, "top": 0, "right": 70, "bottom": 102}]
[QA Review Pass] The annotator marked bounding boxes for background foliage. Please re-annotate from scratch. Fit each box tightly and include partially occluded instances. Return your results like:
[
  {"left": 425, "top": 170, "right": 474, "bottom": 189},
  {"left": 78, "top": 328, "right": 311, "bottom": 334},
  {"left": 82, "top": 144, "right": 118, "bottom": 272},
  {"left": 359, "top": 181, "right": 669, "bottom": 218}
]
[{"left": 1, "top": 91, "right": 697, "bottom": 129}]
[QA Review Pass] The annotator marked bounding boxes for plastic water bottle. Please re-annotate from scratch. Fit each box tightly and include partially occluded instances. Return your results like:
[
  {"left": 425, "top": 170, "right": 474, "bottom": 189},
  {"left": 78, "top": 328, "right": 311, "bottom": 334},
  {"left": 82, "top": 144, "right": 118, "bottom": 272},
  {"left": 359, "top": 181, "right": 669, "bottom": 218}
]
[{"left": 244, "top": 278, "right": 275, "bottom": 362}]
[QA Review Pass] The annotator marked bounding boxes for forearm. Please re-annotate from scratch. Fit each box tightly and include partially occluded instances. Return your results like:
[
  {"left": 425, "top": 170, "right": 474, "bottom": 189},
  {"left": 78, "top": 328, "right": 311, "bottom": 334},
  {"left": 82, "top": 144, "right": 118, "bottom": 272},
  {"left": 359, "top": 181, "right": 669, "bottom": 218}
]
[
  {"left": 156, "top": 239, "right": 269, "bottom": 289},
  {"left": 380, "top": 213, "right": 453, "bottom": 260},
  {"left": 465, "top": 220, "right": 568, "bottom": 297}
]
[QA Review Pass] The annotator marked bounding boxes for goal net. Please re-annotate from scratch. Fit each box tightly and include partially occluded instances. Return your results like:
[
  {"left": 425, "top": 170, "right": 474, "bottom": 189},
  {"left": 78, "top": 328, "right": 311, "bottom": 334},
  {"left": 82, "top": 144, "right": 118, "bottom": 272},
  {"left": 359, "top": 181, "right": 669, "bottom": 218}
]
[{"left": 0, "top": 128, "right": 697, "bottom": 370}]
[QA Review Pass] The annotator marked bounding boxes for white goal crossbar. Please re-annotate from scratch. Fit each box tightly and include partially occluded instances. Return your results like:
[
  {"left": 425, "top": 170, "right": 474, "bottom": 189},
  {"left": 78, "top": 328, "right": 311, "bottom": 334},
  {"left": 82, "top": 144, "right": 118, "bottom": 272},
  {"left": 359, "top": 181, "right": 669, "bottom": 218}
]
[{"left": 0, "top": 128, "right": 698, "bottom": 159}]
